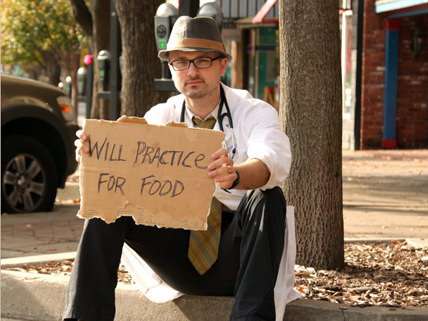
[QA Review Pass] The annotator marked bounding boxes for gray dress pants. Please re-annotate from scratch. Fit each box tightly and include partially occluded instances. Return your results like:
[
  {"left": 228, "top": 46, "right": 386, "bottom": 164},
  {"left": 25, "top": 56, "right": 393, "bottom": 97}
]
[{"left": 63, "top": 187, "right": 286, "bottom": 321}]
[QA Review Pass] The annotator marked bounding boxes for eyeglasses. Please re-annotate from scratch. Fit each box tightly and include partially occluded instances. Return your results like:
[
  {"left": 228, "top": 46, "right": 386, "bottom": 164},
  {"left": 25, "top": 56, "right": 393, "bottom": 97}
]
[{"left": 169, "top": 56, "right": 223, "bottom": 71}]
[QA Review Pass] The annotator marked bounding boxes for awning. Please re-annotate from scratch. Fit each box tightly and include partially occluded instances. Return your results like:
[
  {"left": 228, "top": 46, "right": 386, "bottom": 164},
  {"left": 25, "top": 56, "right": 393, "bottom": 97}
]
[
  {"left": 375, "top": 0, "right": 428, "bottom": 13},
  {"left": 252, "top": 0, "right": 278, "bottom": 23},
  {"left": 216, "top": 0, "right": 279, "bottom": 22}
]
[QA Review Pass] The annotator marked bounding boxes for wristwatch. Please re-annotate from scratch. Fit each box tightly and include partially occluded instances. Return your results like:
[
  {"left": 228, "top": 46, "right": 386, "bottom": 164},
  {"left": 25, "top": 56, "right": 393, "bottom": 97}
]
[{"left": 229, "top": 170, "right": 240, "bottom": 189}]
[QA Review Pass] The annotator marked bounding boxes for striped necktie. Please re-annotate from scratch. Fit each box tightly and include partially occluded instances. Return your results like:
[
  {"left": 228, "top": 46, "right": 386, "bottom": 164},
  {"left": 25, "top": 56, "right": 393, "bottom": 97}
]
[{"left": 188, "top": 116, "right": 222, "bottom": 274}]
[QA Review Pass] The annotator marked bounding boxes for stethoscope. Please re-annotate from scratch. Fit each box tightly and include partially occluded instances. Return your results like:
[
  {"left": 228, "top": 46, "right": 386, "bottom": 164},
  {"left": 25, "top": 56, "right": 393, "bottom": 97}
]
[{"left": 180, "top": 85, "right": 237, "bottom": 159}]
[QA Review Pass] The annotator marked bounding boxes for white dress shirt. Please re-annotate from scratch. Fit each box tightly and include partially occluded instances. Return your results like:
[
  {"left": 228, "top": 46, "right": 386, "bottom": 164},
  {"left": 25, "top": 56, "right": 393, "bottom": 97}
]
[
  {"left": 121, "top": 84, "right": 300, "bottom": 321},
  {"left": 144, "top": 83, "right": 292, "bottom": 211}
]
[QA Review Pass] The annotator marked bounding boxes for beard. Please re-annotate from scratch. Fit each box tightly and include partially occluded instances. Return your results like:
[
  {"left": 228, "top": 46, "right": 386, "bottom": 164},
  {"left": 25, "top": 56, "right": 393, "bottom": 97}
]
[
  {"left": 185, "top": 89, "right": 208, "bottom": 99},
  {"left": 183, "top": 78, "right": 209, "bottom": 98}
]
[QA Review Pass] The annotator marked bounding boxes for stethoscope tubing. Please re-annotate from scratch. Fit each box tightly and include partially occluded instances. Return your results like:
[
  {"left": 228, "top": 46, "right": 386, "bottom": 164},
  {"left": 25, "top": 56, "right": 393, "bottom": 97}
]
[
  {"left": 180, "top": 85, "right": 237, "bottom": 161},
  {"left": 180, "top": 85, "right": 234, "bottom": 131}
]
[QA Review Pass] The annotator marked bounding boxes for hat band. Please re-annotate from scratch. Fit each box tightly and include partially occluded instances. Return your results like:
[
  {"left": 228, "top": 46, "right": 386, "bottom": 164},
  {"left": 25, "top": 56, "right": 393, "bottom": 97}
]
[{"left": 169, "top": 38, "right": 226, "bottom": 53}]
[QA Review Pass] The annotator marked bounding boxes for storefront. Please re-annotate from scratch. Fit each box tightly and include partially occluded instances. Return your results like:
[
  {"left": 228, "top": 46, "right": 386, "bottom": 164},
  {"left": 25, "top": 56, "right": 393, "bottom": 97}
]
[
  {"left": 220, "top": 0, "right": 280, "bottom": 108},
  {"left": 361, "top": 0, "right": 428, "bottom": 148}
]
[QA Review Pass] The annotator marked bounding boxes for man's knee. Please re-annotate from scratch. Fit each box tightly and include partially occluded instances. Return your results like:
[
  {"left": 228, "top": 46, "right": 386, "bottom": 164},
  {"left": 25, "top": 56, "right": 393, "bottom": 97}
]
[
  {"left": 247, "top": 186, "right": 285, "bottom": 207},
  {"left": 82, "top": 216, "right": 133, "bottom": 243},
  {"left": 238, "top": 187, "right": 286, "bottom": 224},
  {"left": 85, "top": 216, "right": 132, "bottom": 228}
]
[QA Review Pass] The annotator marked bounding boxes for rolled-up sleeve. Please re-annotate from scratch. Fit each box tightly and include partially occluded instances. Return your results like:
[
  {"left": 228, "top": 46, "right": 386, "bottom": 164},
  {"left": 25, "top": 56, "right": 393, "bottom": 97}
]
[
  {"left": 245, "top": 104, "right": 292, "bottom": 190},
  {"left": 143, "top": 103, "right": 171, "bottom": 125}
]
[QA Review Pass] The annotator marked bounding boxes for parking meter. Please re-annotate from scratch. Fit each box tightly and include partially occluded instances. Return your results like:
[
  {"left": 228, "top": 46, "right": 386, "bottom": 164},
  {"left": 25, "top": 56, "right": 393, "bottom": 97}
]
[
  {"left": 155, "top": 3, "right": 178, "bottom": 83},
  {"left": 64, "top": 76, "right": 72, "bottom": 98},
  {"left": 96, "top": 50, "right": 111, "bottom": 91},
  {"left": 77, "top": 67, "right": 87, "bottom": 96},
  {"left": 197, "top": 2, "right": 223, "bottom": 31},
  {"left": 154, "top": 3, "right": 178, "bottom": 52}
]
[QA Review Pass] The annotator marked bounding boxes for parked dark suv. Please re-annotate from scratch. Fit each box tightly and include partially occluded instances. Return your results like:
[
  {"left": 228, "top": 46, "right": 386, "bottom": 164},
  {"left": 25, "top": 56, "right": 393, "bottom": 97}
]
[{"left": 1, "top": 74, "right": 78, "bottom": 213}]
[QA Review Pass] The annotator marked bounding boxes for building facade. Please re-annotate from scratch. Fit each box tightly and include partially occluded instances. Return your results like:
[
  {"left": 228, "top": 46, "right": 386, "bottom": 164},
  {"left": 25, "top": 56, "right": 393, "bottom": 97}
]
[
  {"left": 169, "top": 0, "right": 428, "bottom": 149},
  {"left": 361, "top": 0, "right": 428, "bottom": 148}
]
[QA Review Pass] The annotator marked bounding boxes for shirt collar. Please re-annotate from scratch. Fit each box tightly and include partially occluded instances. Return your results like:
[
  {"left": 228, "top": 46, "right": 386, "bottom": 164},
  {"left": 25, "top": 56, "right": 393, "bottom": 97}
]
[{"left": 184, "top": 102, "right": 220, "bottom": 124}]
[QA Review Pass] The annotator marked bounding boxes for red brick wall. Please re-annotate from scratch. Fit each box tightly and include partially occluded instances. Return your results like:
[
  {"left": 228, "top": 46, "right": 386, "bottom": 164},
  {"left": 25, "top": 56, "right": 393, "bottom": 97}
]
[
  {"left": 361, "top": 1, "right": 428, "bottom": 148},
  {"left": 396, "top": 15, "right": 428, "bottom": 148}
]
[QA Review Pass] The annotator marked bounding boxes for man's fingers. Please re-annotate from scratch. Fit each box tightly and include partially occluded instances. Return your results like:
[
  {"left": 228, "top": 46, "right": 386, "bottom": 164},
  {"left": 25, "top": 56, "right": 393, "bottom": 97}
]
[
  {"left": 214, "top": 173, "right": 235, "bottom": 183},
  {"left": 82, "top": 144, "right": 89, "bottom": 154},
  {"left": 74, "top": 137, "right": 90, "bottom": 159},
  {"left": 76, "top": 129, "right": 85, "bottom": 139},
  {"left": 208, "top": 164, "right": 234, "bottom": 178},
  {"left": 211, "top": 148, "right": 228, "bottom": 160},
  {"left": 76, "top": 129, "right": 89, "bottom": 142},
  {"left": 207, "top": 155, "right": 232, "bottom": 171}
]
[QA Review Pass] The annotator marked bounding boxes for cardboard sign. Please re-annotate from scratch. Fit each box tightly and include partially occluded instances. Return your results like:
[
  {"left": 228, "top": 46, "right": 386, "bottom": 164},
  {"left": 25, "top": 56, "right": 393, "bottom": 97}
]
[{"left": 78, "top": 117, "right": 224, "bottom": 230}]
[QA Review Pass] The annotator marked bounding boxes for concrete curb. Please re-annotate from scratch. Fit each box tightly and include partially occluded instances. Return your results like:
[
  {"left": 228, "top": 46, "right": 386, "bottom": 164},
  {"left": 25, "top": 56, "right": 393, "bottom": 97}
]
[
  {"left": 1, "top": 252, "right": 76, "bottom": 268},
  {"left": 2, "top": 270, "right": 428, "bottom": 321}
]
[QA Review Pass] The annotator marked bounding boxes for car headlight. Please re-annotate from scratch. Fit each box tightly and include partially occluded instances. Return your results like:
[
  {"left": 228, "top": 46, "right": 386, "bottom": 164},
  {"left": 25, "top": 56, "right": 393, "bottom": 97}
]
[{"left": 57, "top": 96, "right": 74, "bottom": 122}]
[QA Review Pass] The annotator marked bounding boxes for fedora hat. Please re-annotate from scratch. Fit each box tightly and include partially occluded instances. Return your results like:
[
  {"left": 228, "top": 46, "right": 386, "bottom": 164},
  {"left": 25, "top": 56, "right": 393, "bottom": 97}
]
[{"left": 158, "top": 16, "right": 230, "bottom": 61}]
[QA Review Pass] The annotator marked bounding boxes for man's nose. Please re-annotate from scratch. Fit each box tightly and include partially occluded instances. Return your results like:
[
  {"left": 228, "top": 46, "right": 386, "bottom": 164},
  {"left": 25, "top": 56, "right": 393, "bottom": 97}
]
[{"left": 186, "top": 61, "right": 199, "bottom": 75}]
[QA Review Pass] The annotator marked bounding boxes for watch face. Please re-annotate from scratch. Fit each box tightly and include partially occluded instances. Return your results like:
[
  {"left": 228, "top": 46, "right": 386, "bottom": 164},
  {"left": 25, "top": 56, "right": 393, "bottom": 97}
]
[{"left": 156, "top": 25, "right": 167, "bottom": 38}]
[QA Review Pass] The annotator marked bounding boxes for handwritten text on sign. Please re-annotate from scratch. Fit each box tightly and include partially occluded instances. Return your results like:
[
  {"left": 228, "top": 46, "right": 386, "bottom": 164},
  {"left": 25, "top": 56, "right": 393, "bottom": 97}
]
[{"left": 78, "top": 118, "right": 224, "bottom": 230}]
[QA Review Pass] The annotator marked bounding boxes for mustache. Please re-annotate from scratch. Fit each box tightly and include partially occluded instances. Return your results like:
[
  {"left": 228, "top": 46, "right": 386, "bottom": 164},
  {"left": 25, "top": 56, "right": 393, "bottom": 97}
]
[{"left": 185, "top": 77, "right": 204, "bottom": 85}]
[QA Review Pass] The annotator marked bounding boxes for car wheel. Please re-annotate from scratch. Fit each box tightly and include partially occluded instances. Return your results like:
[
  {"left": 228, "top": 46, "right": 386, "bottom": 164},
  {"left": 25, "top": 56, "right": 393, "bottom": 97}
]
[{"left": 2, "top": 135, "right": 58, "bottom": 213}]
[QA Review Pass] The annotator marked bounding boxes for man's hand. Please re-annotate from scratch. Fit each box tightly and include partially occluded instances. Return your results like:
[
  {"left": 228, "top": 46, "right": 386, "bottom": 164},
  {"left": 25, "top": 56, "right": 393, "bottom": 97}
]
[
  {"left": 75, "top": 129, "right": 90, "bottom": 162},
  {"left": 208, "top": 148, "right": 239, "bottom": 189}
]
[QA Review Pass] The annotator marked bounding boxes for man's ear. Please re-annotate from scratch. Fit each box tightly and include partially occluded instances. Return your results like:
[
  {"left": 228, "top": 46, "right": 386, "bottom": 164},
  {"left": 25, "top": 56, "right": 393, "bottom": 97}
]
[
  {"left": 168, "top": 64, "right": 177, "bottom": 80},
  {"left": 219, "top": 58, "right": 229, "bottom": 77}
]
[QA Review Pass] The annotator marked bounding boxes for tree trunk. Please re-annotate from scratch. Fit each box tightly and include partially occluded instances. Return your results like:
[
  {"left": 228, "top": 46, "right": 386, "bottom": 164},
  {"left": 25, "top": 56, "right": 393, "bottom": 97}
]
[
  {"left": 46, "top": 57, "right": 61, "bottom": 86},
  {"left": 64, "top": 52, "right": 82, "bottom": 121},
  {"left": 116, "top": 0, "right": 171, "bottom": 116},
  {"left": 90, "top": 0, "right": 111, "bottom": 119},
  {"left": 69, "top": 0, "right": 93, "bottom": 36},
  {"left": 279, "top": 0, "right": 344, "bottom": 269}
]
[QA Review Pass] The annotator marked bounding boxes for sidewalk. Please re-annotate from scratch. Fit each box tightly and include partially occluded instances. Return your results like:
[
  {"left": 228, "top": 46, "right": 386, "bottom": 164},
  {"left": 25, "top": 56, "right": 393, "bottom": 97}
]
[
  {"left": 342, "top": 150, "right": 428, "bottom": 240},
  {"left": 2, "top": 150, "right": 428, "bottom": 321}
]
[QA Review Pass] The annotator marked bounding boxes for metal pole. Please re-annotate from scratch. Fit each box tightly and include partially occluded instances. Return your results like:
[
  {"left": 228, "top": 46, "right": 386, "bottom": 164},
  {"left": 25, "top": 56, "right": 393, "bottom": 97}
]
[
  {"left": 354, "top": 0, "right": 364, "bottom": 150},
  {"left": 85, "top": 62, "right": 94, "bottom": 118}
]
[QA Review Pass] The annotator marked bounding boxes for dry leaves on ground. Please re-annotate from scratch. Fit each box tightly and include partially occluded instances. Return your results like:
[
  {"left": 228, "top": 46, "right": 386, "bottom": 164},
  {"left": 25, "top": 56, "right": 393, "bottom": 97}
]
[
  {"left": 295, "top": 241, "right": 428, "bottom": 307},
  {"left": 6, "top": 241, "right": 428, "bottom": 307}
]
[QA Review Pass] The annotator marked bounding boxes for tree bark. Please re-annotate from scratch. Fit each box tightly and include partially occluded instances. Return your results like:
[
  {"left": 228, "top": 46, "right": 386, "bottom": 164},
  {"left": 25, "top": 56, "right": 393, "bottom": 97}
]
[
  {"left": 68, "top": 0, "right": 91, "bottom": 118},
  {"left": 279, "top": 0, "right": 344, "bottom": 269},
  {"left": 68, "top": 0, "right": 110, "bottom": 119},
  {"left": 69, "top": 0, "right": 93, "bottom": 36},
  {"left": 62, "top": 52, "right": 82, "bottom": 121},
  {"left": 45, "top": 55, "right": 61, "bottom": 85},
  {"left": 116, "top": 0, "right": 171, "bottom": 116},
  {"left": 91, "top": 0, "right": 111, "bottom": 119}
]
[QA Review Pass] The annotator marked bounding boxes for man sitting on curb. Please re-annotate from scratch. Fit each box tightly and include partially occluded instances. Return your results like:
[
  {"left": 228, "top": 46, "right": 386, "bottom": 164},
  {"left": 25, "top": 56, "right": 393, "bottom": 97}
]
[{"left": 63, "top": 16, "right": 298, "bottom": 321}]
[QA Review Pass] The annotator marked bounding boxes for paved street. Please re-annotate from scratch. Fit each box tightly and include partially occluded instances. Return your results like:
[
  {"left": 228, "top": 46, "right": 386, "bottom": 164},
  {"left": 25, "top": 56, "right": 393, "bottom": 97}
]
[
  {"left": 1, "top": 205, "right": 82, "bottom": 259},
  {"left": 1, "top": 179, "right": 83, "bottom": 259},
  {"left": 342, "top": 150, "right": 428, "bottom": 239},
  {"left": 2, "top": 150, "right": 428, "bottom": 259}
]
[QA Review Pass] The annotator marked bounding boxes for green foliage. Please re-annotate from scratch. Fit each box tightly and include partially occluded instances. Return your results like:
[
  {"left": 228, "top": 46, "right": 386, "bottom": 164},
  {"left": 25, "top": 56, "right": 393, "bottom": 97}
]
[{"left": 1, "top": 0, "right": 86, "bottom": 69}]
